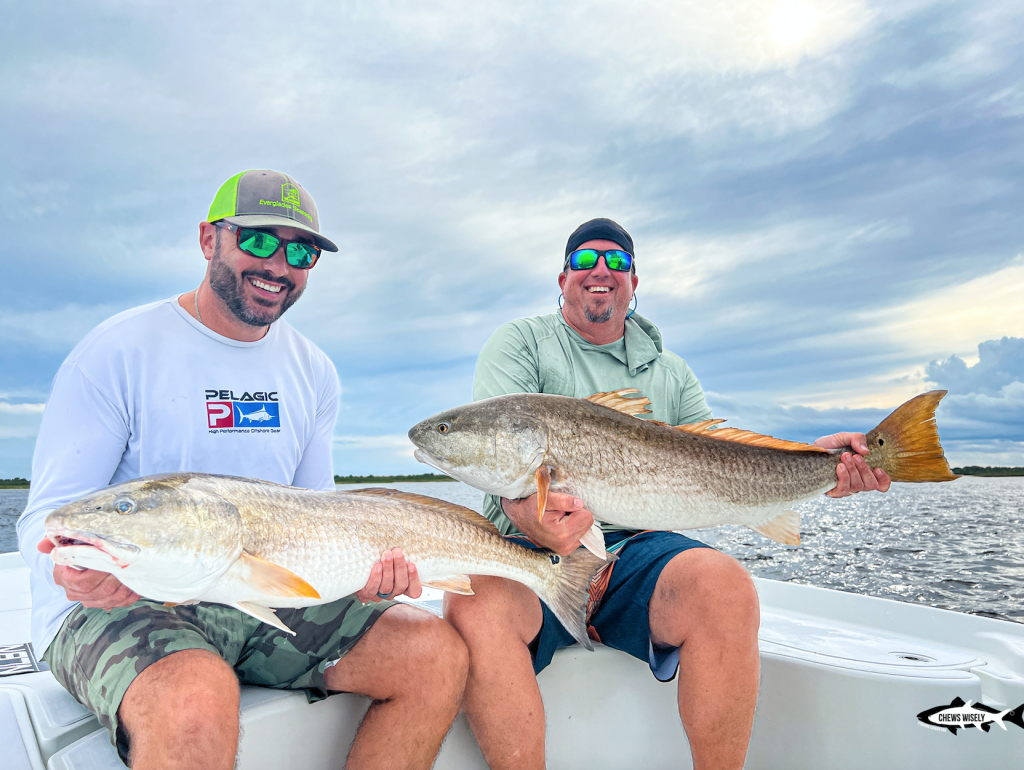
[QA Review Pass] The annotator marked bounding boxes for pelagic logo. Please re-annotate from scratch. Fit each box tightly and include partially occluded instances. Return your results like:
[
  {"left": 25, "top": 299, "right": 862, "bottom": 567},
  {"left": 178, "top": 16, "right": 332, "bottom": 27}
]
[
  {"left": 205, "top": 389, "right": 281, "bottom": 431},
  {"left": 917, "top": 697, "right": 1024, "bottom": 734},
  {"left": 258, "top": 183, "right": 313, "bottom": 223}
]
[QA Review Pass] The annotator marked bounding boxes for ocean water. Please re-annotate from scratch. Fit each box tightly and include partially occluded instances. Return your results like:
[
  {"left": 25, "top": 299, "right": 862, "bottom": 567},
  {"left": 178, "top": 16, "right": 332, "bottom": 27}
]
[{"left": 4, "top": 477, "right": 1022, "bottom": 622}]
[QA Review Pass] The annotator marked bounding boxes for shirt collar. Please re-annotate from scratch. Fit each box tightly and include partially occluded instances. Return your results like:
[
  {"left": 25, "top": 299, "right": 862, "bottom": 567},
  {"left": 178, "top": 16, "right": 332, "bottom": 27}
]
[{"left": 557, "top": 310, "right": 662, "bottom": 376}]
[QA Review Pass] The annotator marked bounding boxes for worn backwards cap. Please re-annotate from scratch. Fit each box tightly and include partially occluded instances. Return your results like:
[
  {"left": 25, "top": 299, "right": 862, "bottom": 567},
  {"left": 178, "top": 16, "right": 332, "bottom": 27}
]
[
  {"left": 564, "top": 217, "right": 635, "bottom": 262},
  {"left": 207, "top": 170, "right": 338, "bottom": 252}
]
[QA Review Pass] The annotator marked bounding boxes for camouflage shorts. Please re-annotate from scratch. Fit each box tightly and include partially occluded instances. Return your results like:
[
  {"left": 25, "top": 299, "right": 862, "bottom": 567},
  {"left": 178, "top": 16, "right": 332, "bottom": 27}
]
[{"left": 42, "top": 597, "right": 395, "bottom": 763}]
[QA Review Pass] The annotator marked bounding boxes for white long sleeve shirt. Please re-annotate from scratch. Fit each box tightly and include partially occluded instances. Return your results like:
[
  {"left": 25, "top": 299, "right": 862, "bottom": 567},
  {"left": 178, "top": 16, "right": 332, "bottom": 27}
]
[{"left": 17, "top": 297, "right": 340, "bottom": 655}]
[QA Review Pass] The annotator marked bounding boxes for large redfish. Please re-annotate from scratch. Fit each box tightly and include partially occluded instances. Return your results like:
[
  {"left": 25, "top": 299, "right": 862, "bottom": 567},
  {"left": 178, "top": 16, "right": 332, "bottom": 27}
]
[
  {"left": 44, "top": 474, "right": 606, "bottom": 646},
  {"left": 408, "top": 390, "right": 958, "bottom": 546}
]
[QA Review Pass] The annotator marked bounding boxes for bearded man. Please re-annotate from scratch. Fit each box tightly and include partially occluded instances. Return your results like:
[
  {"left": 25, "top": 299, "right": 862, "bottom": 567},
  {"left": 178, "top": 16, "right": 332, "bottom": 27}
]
[
  {"left": 18, "top": 170, "right": 467, "bottom": 770},
  {"left": 445, "top": 217, "right": 889, "bottom": 770}
]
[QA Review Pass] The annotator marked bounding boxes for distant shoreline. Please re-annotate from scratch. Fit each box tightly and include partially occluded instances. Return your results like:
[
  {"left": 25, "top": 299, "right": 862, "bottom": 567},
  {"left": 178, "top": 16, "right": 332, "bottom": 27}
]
[
  {"left": 951, "top": 467, "right": 1024, "bottom": 477},
  {"left": 3, "top": 469, "right": 1022, "bottom": 489},
  {"left": 0, "top": 474, "right": 457, "bottom": 489},
  {"left": 334, "top": 473, "right": 455, "bottom": 484}
]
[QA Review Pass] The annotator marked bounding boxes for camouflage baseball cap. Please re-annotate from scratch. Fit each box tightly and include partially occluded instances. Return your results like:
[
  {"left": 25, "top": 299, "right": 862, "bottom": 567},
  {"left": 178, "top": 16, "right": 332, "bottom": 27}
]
[{"left": 207, "top": 170, "right": 338, "bottom": 252}]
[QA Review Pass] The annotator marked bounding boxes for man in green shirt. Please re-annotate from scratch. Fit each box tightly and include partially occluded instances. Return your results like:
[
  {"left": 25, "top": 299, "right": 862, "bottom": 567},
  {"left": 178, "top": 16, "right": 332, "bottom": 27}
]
[{"left": 445, "top": 218, "right": 891, "bottom": 770}]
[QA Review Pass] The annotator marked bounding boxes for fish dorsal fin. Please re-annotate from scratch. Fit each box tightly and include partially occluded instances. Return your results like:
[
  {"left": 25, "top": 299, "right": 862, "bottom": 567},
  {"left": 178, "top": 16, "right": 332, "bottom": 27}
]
[
  {"left": 671, "top": 421, "right": 828, "bottom": 453},
  {"left": 585, "top": 389, "right": 653, "bottom": 417},
  {"left": 347, "top": 488, "right": 500, "bottom": 532},
  {"left": 238, "top": 552, "right": 321, "bottom": 599}
]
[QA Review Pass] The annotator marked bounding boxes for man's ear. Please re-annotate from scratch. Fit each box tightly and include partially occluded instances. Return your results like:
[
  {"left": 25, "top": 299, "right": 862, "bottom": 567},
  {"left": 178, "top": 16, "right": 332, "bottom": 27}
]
[
  {"left": 199, "top": 221, "right": 217, "bottom": 262},
  {"left": 631, "top": 273, "right": 638, "bottom": 292},
  {"left": 558, "top": 270, "right": 567, "bottom": 291}
]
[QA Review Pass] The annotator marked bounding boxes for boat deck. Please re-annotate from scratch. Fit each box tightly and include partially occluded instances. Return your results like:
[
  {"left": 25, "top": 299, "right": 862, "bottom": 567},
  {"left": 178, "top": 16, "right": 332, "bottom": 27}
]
[{"left": 2, "top": 552, "right": 1022, "bottom": 769}]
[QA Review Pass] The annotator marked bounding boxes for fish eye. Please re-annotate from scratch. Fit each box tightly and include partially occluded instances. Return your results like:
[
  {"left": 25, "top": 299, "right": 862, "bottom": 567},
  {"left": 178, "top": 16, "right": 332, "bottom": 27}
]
[
  {"left": 437, "top": 422, "right": 450, "bottom": 434},
  {"left": 114, "top": 499, "right": 136, "bottom": 515},
  {"left": 878, "top": 438, "right": 885, "bottom": 446}
]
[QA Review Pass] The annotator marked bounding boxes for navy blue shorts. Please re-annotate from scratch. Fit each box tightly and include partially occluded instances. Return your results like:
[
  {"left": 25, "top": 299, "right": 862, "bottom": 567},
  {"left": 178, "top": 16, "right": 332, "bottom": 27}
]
[{"left": 509, "top": 530, "right": 711, "bottom": 682}]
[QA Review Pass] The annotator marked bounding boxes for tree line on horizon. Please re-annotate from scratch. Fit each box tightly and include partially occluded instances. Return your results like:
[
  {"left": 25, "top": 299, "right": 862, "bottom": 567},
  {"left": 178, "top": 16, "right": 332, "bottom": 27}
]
[{"left": 3, "top": 468, "right": 1022, "bottom": 489}]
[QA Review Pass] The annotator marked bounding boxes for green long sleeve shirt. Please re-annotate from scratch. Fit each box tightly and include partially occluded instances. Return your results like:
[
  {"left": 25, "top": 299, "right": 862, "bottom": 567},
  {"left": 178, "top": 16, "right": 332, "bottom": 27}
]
[{"left": 472, "top": 310, "right": 713, "bottom": 536}]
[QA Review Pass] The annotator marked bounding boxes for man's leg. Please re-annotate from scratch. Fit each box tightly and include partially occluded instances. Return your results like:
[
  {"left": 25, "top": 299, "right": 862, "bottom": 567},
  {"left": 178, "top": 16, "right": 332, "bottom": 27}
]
[
  {"left": 119, "top": 649, "right": 241, "bottom": 770},
  {"left": 649, "top": 548, "right": 760, "bottom": 770},
  {"left": 323, "top": 604, "right": 469, "bottom": 770},
  {"left": 444, "top": 576, "right": 546, "bottom": 770}
]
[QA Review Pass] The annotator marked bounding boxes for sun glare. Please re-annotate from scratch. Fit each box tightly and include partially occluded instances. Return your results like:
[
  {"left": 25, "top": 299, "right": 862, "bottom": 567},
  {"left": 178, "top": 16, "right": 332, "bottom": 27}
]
[{"left": 769, "top": 0, "right": 818, "bottom": 45}]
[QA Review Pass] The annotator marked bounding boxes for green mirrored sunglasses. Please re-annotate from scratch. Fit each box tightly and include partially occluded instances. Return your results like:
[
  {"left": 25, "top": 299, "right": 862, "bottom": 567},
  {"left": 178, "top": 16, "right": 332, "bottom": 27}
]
[
  {"left": 565, "top": 248, "right": 633, "bottom": 272},
  {"left": 213, "top": 221, "right": 321, "bottom": 269}
]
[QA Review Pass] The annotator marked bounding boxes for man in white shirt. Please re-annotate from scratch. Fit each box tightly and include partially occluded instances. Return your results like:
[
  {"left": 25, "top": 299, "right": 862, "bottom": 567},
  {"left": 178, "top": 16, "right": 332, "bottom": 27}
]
[{"left": 17, "top": 170, "right": 467, "bottom": 770}]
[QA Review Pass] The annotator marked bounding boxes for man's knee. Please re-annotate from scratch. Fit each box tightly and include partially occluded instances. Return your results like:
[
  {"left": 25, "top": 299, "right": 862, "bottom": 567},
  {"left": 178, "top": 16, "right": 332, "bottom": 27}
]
[
  {"left": 119, "top": 649, "right": 240, "bottom": 736},
  {"left": 325, "top": 605, "right": 468, "bottom": 700},
  {"left": 652, "top": 549, "right": 760, "bottom": 643},
  {"left": 445, "top": 575, "right": 542, "bottom": 647},
  {"left": 401, "top": 611, "right": 469, "bottom": 694}
]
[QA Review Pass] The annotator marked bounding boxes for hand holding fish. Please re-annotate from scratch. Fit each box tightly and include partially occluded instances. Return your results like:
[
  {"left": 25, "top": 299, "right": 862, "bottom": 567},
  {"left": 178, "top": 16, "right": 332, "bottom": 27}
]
[
  {"left": 355, "top": 547, "right": 424, "bottom": 603},
  {"left": 37, "top": 536, "right": 141, "bottom": 610},
  {"left": 814, "top": 432, "right": 893, "bottom": 498},
  {"left": 501, "top": 493, "right": 594, "bottom": 556}
]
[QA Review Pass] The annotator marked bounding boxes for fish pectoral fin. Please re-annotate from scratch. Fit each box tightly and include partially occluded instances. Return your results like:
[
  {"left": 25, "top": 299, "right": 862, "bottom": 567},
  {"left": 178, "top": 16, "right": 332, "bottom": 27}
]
[
  {"left": 585, "top": 389, "right": 653, "bottom": 417},
  {"left": 579, "top": 522, "right": 608, "bottom": 560},
  {"left": 229, "top": 601, "right": 296, "bottom": 636},
  {"left": 749, "top": 512, "right": 801, "bottom": 546},
  {"left": 422, "top": 575, "right": 474, "bottom": 595},
  {"left": 238, "top": 551, "right": 321, "bottom": 599},
  {"left": 536, "top": 466, "right": 551, "bottom": 523}
]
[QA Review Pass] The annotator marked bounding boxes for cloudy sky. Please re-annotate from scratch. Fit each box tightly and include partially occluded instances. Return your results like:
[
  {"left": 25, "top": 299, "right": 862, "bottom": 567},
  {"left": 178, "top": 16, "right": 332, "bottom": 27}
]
[{"left": 2, "top": 0, "right": 1022, "bottom": 477}]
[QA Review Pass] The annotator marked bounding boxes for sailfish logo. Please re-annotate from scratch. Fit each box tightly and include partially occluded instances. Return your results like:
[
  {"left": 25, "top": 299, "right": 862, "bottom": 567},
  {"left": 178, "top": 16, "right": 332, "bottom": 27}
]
[
  {"left": 240, "top": 407, "right": 273, "bottom": 423},
  {"left": 233, "top": 402, "right": 280, "bottom": 427}
]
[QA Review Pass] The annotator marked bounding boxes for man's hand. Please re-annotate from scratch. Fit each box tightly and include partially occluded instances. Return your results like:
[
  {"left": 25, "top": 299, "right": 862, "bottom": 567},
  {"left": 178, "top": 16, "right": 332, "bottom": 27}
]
[
  {"left": 814, "top": 432, "right": 892, "bottom": 498},
  {"left": 502, "top": 493, "right": 593, "bottom": 556},
  {"left": 355, "top": 547, "right": 423, "bottom": 603},
  {"left": 37, "top": 537, "right": 141, "bottom": 610}
]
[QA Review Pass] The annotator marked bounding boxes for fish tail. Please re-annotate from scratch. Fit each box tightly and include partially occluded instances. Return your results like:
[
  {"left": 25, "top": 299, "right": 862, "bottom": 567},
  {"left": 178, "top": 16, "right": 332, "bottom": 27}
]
[
  {"left": 866, "top": 390, "right": 959, "bottom": 482},
  {"left": 538, "top": 548, "right": 614, "bottom": 652},
  {"left": 1007, "top": 704, "right": 1024, "bottom": 731}
]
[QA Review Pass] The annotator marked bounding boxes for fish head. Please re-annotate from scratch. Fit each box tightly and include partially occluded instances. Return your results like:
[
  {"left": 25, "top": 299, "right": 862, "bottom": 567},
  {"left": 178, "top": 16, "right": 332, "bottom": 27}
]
[
  {"left": 409, "top": 397, "right": 549, "bottom": 497},
  {"left": 45, "top": 473, "right": 246, "bottom": 601}
]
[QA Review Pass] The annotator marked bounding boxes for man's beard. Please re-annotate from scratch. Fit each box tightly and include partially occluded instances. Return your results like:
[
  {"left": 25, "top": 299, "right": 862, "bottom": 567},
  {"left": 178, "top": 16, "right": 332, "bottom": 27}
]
[
  {"left": 209, "top": 249, "right": 303, "bottom": 327},
  {"left": 583, "top": 303, "right": 615, "bottom": 324}
]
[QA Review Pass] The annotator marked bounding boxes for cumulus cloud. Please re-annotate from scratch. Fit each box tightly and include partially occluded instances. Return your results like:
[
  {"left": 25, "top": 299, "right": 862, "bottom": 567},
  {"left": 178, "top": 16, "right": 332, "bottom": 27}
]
[{"left": 926, "top": 337, "right": 1024, "bottom": 396}]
